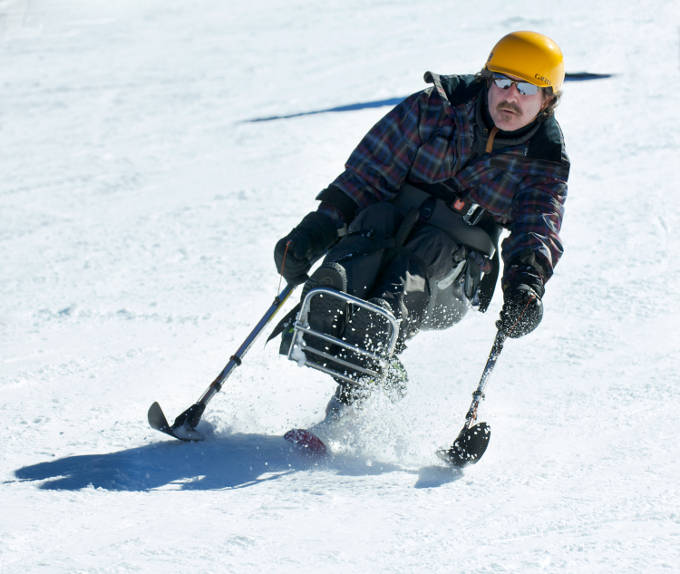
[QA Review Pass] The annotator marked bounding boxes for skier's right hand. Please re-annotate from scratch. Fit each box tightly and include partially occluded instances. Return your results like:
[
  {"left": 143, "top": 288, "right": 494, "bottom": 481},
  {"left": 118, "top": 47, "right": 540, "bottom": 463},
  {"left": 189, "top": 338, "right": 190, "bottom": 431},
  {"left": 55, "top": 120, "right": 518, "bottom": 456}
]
[
  {"left": 274, "top": 211, "right": 338, "bottom": 284},
  {"left": 496, "top": 284, "right": 543, "bottom": 338}
]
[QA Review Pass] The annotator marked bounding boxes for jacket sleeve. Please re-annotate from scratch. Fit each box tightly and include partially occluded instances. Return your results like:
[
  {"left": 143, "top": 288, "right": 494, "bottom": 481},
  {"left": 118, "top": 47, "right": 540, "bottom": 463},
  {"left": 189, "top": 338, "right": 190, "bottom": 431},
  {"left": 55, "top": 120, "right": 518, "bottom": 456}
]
[
  {"left": 327, "top": 90, "right": 430, "bottom": 210},
  {"left": 500, "top": 165, "right": 567, "bottom": 292}
]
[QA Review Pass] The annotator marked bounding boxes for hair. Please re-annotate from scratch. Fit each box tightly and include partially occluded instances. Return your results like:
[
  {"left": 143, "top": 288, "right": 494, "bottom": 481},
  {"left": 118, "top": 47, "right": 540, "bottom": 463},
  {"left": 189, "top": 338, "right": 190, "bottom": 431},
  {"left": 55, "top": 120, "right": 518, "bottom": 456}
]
[{"left": 477, "top": 68, "right": 561, "bottom": 120}]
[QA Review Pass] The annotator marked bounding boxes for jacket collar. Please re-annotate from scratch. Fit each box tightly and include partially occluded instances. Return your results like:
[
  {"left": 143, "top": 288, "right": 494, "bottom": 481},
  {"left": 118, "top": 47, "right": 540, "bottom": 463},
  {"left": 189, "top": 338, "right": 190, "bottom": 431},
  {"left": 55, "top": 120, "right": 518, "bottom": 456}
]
[{"left": 424, "top": 71, "right": 542, "bottom": 152}]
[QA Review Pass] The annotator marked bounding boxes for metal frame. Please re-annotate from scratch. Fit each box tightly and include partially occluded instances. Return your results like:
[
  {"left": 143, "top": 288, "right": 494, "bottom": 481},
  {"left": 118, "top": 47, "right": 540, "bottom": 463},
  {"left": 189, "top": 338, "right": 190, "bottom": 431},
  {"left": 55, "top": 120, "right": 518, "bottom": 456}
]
[{"left": 287, "top": 287, "right": 400, "bottom": 384}]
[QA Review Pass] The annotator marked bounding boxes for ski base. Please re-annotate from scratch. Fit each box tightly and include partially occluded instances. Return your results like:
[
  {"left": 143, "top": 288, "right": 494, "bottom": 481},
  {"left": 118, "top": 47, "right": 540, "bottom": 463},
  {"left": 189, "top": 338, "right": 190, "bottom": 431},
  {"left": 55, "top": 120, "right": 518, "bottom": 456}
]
[
  {"left": 147, "top": 401, "right": 204, "bottom": 441},
  {"left": 284, "top": 428, "right": 328, "bottom": 457}
]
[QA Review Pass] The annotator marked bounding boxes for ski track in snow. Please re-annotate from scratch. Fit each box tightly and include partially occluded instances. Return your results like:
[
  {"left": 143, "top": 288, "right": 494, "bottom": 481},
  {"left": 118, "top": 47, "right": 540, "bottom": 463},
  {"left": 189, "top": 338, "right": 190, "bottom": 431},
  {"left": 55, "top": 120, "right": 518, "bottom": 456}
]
[{"left": 1, "top": 1, "right": 679, "bottom": 572}]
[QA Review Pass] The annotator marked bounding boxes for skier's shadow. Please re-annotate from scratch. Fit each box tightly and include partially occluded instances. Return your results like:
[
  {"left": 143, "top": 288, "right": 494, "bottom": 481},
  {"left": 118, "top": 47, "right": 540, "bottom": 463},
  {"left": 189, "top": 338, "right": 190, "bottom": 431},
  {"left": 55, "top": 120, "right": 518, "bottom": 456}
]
[{"left": 13, "top": 431, "right": 457, "bottom": 491}]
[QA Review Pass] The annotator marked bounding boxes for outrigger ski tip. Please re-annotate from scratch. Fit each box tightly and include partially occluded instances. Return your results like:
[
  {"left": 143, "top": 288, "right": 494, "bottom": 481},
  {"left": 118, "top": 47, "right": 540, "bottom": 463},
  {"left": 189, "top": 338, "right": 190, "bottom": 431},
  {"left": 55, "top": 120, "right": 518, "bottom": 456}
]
[
  {"left": 436, "top": 421, "right": 491, "bottom": 468},
  {"left": 147, "top": 401, "right": 205, "bottom": 441}
]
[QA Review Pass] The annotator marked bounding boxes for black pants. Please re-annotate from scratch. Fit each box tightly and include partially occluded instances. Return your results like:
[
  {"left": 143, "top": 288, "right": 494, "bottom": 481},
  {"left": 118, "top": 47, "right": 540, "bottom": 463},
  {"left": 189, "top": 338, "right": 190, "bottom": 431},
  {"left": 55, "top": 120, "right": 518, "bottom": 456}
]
[{"left": 308, "top": 202, "right": 471, "bottom": 347}]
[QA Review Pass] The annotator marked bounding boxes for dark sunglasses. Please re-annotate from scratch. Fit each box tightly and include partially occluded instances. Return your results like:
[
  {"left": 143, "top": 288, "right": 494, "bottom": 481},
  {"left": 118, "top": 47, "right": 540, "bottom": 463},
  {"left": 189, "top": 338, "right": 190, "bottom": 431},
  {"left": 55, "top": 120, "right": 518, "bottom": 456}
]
[{"left": 492, "top": 73, "right": 540, "bottom": 96}]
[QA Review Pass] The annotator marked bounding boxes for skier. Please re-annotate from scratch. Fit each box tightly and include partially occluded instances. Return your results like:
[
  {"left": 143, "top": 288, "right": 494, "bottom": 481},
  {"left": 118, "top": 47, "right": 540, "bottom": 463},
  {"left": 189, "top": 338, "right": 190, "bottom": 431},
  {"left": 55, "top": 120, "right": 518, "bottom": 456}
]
[{"left": 273, "top": 31, "right": 569, "bottom": 415}]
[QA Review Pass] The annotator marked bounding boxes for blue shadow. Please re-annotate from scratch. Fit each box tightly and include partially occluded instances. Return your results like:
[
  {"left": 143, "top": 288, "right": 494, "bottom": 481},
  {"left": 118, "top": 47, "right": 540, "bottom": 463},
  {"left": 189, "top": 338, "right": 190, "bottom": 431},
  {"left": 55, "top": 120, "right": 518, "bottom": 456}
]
[
  {"left": 12, "top": 432, "right": 415, "bottom": 491},
  {"left": 244, "top": 96, "right": 407, "bottom": 123}
]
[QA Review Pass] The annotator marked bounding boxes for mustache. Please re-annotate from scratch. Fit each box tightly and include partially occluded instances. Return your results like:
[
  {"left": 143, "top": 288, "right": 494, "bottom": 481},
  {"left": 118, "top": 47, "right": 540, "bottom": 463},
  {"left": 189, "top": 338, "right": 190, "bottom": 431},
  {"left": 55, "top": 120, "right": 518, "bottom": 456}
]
[{"left": 496, "top": 101, "right": 521, "bottom": 114}]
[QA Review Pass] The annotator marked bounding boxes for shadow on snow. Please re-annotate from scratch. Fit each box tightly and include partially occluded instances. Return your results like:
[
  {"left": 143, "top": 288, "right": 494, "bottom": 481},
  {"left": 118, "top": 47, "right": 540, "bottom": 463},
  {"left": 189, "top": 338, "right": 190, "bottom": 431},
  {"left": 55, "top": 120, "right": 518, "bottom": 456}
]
[
  {"left": 13, "top": 431, "right": 463, "bottom": 491},
  {"left": 243, "top": 96, "right": 406, "bottom": 123}
]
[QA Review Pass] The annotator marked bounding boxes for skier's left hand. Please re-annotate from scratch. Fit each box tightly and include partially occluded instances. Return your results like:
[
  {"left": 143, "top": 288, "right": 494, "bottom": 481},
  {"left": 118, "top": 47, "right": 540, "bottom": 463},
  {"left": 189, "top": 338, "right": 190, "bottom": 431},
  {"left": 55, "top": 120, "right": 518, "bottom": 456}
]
[
  {"left": 274, "top": 211, "right": 338, "bottom": 284},
  {"left": 497, "top": 284, "right": 543, "bottom": 338}
]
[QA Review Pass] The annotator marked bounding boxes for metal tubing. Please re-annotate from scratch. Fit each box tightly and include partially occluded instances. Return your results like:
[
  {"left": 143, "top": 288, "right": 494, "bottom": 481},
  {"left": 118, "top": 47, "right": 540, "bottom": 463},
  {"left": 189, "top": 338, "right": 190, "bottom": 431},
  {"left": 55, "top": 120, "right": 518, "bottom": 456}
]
[
  {"left": 462, "top": 329, "right": 506, "bottom": 429},
  {"left": 173, "top": 282, "right": 297, "bottom": 428},
  {"left": 287, "top": 287, "right": 400, "bottom": 383}
]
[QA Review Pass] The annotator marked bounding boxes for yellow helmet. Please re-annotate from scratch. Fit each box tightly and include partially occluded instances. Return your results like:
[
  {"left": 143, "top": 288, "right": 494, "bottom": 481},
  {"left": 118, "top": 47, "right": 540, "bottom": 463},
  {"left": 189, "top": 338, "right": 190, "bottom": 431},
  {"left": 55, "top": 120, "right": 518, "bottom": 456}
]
[{"left": 486, "top": 31, "right": 565, "bottom": 93}]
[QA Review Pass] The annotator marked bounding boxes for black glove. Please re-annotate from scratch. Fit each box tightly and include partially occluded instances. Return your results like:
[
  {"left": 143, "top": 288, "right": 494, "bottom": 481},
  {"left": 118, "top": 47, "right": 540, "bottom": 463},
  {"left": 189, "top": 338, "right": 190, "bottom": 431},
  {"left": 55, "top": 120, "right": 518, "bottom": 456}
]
[
  {"left": 274, "top": 211, "right": 338, "bottom": 284},
  {"left": 496, "top": 284, "right": 543, "bottom": 338}
]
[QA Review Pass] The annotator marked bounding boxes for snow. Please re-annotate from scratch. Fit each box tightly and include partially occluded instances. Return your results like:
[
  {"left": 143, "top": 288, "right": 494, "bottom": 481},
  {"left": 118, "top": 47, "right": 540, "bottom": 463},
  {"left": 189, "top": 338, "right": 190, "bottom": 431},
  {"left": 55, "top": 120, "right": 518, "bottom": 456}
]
[{"left": 1, "top": 0, "right": 679, "bottom": 572}]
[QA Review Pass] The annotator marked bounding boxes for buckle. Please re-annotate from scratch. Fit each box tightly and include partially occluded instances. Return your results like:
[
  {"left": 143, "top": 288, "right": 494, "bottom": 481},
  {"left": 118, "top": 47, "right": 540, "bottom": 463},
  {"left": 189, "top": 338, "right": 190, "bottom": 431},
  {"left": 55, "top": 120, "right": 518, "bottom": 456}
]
[{"left": 451, "top": 198, "right": 485, "bottom": 225}]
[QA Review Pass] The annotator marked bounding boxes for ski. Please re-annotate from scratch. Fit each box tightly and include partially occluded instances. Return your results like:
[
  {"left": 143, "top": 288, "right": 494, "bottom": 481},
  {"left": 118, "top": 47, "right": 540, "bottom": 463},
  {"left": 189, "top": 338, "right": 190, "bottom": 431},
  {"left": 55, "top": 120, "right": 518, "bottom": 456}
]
[
  {"left": 284, "top": 428, "right": 328, "bottom": 457},
  {"left": 147, "top": 401, "right": 204, "bottom": 441}
]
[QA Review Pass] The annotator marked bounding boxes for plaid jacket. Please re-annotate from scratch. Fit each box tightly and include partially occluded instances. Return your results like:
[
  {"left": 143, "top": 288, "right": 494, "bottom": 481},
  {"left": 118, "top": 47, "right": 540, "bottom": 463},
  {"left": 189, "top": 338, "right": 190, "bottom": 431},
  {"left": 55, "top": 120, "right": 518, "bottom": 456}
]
[{"left": 321, "top": 72, "right": 569, "bottom": 290}]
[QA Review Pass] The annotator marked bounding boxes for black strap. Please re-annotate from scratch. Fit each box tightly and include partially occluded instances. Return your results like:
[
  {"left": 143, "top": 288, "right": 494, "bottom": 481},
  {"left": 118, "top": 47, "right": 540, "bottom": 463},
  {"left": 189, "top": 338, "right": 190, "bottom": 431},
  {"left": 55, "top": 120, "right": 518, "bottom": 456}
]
[
  {"left": 266, "top": 303, "right": 300, "bottom": 343},
  {"left": 393, "top": 183, "right": 498, "bottom": 257},
  {"left": 476, "top": 250, "right": 499, "bottom": 313}
]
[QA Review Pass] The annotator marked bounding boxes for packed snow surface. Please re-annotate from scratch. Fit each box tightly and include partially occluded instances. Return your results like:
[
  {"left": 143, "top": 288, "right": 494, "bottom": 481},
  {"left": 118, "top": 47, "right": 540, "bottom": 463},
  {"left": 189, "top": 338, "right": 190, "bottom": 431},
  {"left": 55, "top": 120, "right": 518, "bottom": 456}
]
[{"left": 1, "top": 1, "right": 679, "bottom": 572}]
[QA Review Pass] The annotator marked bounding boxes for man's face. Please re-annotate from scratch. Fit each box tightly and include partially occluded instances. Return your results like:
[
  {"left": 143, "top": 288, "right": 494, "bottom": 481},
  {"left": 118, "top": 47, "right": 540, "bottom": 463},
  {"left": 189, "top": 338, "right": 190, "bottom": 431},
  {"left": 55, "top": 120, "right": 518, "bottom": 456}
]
[{"left": 487, "top": 74, "right": 547, "bottom": 132}]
